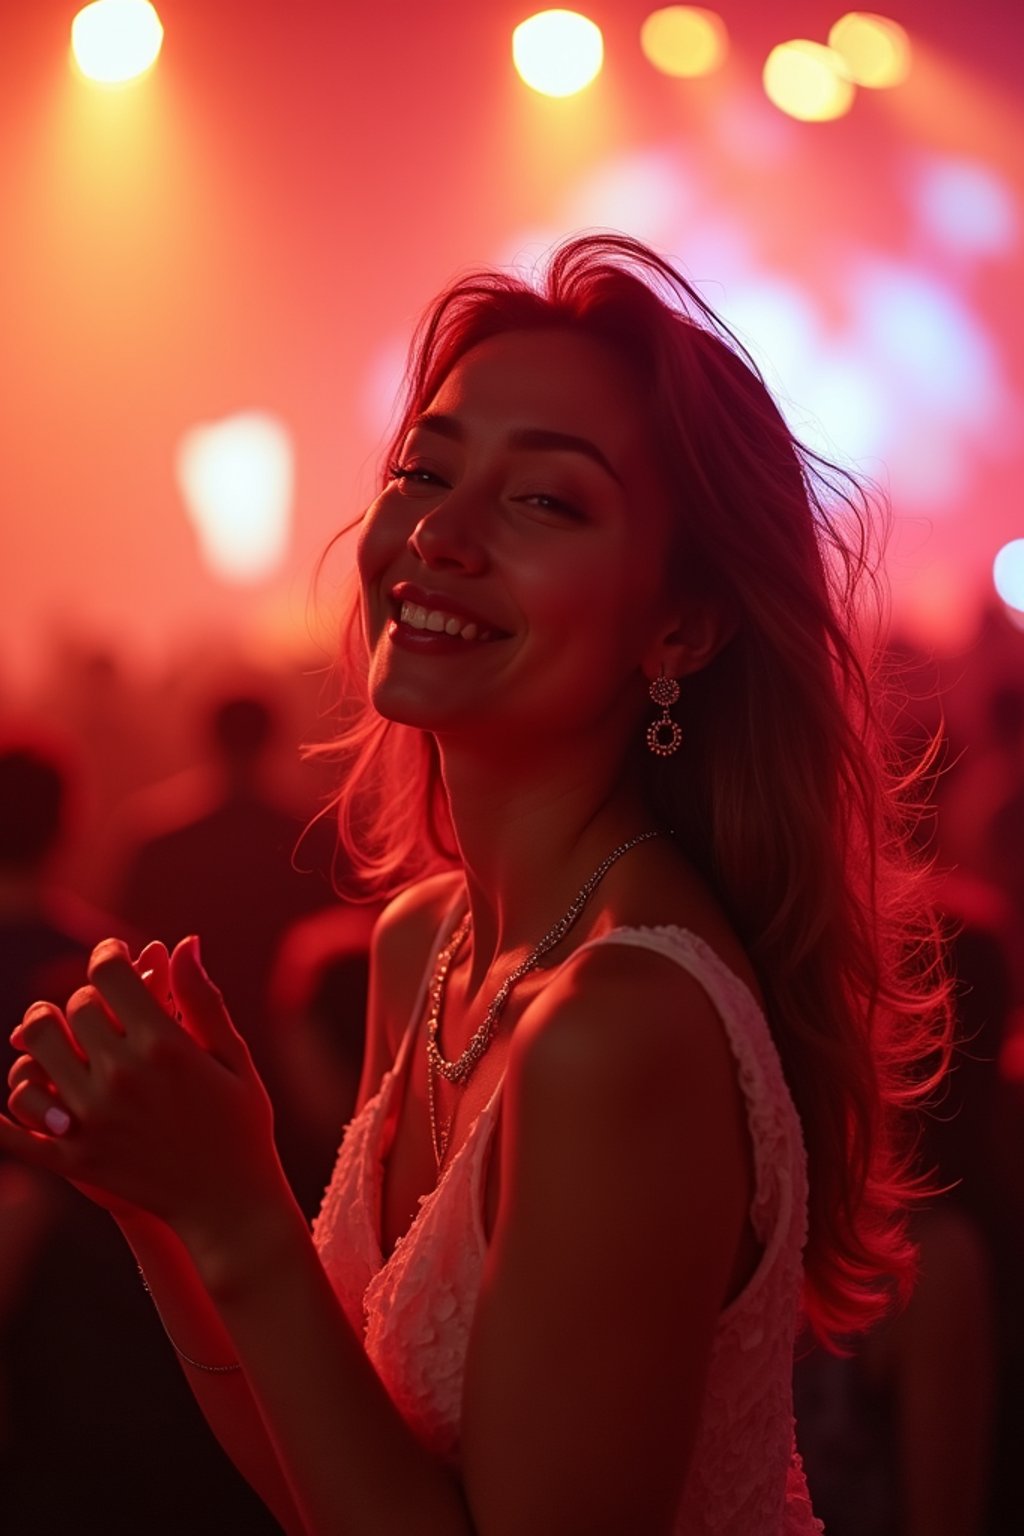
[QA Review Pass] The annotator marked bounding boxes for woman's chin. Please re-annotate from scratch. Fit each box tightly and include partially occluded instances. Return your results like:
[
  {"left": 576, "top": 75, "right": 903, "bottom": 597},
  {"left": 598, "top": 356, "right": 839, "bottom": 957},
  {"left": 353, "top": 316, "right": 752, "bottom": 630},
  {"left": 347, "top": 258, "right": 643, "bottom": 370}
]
[{"left": 368, "top": 681, "right": 451, "bottom": 732}]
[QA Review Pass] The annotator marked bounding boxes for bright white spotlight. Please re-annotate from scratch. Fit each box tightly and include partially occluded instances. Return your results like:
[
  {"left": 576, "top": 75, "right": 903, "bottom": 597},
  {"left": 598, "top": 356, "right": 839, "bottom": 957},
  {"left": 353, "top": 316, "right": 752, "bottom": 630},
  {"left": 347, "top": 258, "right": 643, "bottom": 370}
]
[
  {"left": 175, "top": 412, "right": 294, "bottom": 586},
  {"left": 71, "top": 1, "right": 164, "bottom": 84},
  {"left": 763, "top": 40, "right": 855, "bottom": 122},
  {"left": 512, "top": 10, "right": 604, "bottom": 98},
  {"left": 829, "top": 12, "right": 911, "bottom": 89},
  {"left": 993, "top": 541, "right": 1024, "bottom": 613},
  {"left": 640, "top": 7, "right": 729, "bottom": 79}
]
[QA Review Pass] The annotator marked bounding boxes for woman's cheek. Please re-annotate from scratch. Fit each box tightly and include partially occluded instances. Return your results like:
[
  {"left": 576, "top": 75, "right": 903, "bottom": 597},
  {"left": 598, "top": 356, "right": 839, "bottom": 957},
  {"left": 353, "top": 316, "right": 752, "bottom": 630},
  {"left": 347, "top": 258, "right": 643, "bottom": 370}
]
[
  {"left": 357, "top": 493, "right": 408, "bottom": 581},
  {"left": 355, "top": 506, "right": 389, "bottom": 606}
]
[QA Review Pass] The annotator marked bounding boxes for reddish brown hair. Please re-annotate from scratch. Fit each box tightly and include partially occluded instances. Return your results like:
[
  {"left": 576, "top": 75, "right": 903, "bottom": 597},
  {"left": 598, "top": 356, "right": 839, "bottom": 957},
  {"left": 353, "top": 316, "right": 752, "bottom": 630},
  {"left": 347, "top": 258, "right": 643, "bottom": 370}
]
[{"left": 313, "top": 234, "right": 951, "bottom": 1346}]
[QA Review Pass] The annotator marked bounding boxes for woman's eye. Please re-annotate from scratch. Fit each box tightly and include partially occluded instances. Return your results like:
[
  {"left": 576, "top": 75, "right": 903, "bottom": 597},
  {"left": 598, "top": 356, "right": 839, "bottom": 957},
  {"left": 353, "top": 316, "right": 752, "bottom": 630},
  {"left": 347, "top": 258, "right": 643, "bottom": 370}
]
[
  {"left": 522, "top": 493, "right": 584, "bottom": 520},
  {"left": 387, "top": 463, "right": 445, "bottom": 489}
]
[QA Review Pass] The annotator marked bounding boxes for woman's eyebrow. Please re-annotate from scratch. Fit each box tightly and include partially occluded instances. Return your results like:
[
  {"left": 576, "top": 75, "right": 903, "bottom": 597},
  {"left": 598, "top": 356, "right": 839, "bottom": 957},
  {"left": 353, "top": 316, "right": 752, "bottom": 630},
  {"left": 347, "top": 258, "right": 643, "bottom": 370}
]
[{"left": 409, "top": 411, "right": 625, "bottom": 488}]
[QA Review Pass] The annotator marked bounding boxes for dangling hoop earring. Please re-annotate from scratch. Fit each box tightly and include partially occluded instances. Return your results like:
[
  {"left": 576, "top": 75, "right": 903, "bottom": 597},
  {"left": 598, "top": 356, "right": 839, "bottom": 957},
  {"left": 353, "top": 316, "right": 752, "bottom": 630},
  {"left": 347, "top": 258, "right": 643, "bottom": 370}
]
[{"left": 646, "top": 672, "right": 682, "bottom": 757}]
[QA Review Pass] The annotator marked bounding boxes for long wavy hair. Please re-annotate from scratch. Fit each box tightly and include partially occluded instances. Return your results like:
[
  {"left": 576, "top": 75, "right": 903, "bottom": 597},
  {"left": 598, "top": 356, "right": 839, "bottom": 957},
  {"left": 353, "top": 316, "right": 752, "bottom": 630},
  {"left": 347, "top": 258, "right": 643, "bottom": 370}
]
[{"left": 312, "top": 233, "right": 952, "bottom": 1347}]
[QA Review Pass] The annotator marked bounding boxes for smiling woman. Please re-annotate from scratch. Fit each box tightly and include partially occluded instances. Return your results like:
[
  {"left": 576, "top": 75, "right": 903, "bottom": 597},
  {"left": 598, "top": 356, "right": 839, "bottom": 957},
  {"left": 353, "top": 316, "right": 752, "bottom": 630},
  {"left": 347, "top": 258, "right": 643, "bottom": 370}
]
[
  {"left": 3, "top": 233, "right": 952, "bottom": 1536},
  {"left": 356, "top": 327, "right": 681, "bottom": 752}
]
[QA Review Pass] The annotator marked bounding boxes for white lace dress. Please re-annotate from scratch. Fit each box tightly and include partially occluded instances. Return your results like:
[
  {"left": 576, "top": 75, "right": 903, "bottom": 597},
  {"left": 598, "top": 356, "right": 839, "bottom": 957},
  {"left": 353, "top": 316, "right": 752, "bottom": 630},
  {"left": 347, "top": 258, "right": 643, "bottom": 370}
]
[{"left": 313, "top": 923, "right": 823, "bottom": 1533}]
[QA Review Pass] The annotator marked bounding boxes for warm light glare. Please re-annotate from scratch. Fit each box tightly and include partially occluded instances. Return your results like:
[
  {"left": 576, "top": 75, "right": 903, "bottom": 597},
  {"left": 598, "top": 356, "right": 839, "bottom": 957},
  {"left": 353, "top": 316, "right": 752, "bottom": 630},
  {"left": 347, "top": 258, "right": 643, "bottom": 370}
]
[
  {"left": 71, "top": 0, "right": 164, "bottom": 84},
  {"left": 175, "top": 413, "right": 294, "bottom": 586},
  {"left": 993, "top": 541, "right": 1024, "bottom": 614},
  {"left": 512, "top": 10, "right": 604, "bottom": 98},
  {"left": 763, "top": 40, "right": 855, "bottom": 122},
  {"left": 829, "top": 12, "right": 911, "bottom": 89},
  {"left": 640, "top": 7, "right": 728, "bottom": 79}
]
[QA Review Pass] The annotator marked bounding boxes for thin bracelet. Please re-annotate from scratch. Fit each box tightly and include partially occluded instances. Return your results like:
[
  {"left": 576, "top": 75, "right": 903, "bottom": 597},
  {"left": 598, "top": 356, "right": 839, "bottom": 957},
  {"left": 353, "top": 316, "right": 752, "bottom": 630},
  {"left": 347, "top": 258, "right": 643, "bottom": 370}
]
[{"left": 138, "top": 1266, "right": 242, "bottom": 1374}]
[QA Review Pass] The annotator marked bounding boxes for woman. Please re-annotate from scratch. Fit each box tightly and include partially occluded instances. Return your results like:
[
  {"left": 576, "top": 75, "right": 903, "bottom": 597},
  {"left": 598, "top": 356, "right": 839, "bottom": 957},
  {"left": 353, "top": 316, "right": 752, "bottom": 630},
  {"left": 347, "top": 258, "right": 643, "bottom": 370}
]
[{"left": 1, "top": 235, "right": 949, "bottom": 1534}]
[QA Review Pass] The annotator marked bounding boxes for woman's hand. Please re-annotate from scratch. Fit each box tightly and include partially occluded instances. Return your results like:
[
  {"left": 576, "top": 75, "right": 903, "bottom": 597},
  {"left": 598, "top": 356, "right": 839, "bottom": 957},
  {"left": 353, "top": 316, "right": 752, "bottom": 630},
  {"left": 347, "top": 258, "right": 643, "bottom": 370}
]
[
  {"left": 7, "top": 940, "right": 179, "bottom": 1218},
  {"left": 1, "top": 936, "right": 290, "bottom": 1259}
]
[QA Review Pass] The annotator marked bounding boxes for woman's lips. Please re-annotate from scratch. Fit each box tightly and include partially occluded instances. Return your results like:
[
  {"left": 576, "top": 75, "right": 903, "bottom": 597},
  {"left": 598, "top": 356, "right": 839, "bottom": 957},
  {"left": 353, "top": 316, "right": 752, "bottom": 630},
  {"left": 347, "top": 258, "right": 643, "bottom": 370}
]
[{"left": 387, "top": 580, "right": 511, "bottom": 642}]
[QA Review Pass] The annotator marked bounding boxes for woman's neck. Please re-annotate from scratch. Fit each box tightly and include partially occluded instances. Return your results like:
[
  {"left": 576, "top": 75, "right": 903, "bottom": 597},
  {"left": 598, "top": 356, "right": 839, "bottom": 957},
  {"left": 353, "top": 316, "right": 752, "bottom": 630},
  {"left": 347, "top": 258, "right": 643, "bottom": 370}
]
[{"left": 436, "top": 739, "right": 654, "bottom": 999}]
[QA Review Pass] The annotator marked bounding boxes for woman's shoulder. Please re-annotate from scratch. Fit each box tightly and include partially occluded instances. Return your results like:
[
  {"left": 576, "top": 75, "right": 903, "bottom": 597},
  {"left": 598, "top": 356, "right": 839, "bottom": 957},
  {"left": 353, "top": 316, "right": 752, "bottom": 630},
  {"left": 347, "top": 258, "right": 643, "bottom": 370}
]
[
  {"left": 586, "top": 837, "right": 766, "bottom": 1009},
  {"left": 499, "top": 936, "right": 757, "bottom": 1298},
  {"left": 372, "top": 869, "right": 463, "bottom": 951},
  {"left": 510, "top": 933, "right": 750, "bottom": 1140}
]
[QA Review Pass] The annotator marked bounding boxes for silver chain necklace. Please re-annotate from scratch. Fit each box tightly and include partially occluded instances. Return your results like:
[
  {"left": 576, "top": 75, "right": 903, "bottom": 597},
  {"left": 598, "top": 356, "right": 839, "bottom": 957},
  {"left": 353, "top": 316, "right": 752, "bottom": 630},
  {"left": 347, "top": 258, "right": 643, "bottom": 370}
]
[{"left": 425, "top": 828, "right": 663, "bottom": 1168}]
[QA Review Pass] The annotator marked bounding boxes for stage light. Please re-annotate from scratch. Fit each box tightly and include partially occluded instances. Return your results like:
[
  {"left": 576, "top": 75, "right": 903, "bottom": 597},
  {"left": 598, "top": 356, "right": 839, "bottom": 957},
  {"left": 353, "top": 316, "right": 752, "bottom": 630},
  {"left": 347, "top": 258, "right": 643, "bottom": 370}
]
[
  {"left": 512, "top": 10, "right": 604, "bottom": 98},
  {"left": 175, "top": 412, "right": 294, "bottom": 586},
  {"left": 763, "top": 40, "right": 855, "bottom": 122},
  {"left": 994, "top": 542, "right": 1024, "bottom": 613},
  {"left": 828, "top": 12, "right": 910, "bottom": 89},
  {"left": 640, "top": 7, "right": 728, "bottom": 78},
  {"left": 71, "top": 0, "right": 164, "bottom": 85}
]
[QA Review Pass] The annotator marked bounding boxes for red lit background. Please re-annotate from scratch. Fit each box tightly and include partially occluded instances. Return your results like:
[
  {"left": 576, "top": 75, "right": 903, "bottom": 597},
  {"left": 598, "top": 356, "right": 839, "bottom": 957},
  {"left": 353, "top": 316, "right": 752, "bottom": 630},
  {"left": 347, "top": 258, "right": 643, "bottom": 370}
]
[
  {"left": 2, "top": 0, "right": 1022, "bottom": 693},
  {"left": 3, "top": 10, "right": 1024, "bottom": 1532}
]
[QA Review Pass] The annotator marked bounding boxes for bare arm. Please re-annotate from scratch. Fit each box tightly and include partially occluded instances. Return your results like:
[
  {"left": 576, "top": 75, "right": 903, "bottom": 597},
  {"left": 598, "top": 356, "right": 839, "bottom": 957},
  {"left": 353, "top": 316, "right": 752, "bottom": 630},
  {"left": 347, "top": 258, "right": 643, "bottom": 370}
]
[
  {"left": 117, "top": 1208, "right": 306, "bottom": 1535},
  {"left": 460, "top": 944, "right": 754, "bottom": 1535}
]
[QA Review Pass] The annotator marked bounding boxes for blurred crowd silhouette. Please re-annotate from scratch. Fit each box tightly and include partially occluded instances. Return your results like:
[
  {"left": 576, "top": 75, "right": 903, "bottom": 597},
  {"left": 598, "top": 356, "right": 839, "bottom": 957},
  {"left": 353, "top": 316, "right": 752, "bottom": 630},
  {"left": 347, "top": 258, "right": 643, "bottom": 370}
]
[
  {"left": 2, "top": 609, "right": 1024, "bottom": 1533},
  {"left": 0, "top": 641, "right": 368, "bottom": 1534}
]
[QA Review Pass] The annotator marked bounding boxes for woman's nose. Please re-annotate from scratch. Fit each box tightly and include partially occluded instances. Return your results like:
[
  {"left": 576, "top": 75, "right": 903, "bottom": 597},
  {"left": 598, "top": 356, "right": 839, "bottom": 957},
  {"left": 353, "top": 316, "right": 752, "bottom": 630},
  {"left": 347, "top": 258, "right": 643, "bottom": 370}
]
[{"left": 407, "top": 496, "right": 488, "bottom": 574}]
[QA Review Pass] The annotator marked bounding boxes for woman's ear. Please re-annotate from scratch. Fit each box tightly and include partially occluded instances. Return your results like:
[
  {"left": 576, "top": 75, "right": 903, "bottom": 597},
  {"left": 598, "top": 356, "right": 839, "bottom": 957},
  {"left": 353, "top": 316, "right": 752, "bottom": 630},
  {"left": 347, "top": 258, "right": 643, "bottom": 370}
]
[{"left": 645, "top": 597, "right": 737, "bottom": 681}]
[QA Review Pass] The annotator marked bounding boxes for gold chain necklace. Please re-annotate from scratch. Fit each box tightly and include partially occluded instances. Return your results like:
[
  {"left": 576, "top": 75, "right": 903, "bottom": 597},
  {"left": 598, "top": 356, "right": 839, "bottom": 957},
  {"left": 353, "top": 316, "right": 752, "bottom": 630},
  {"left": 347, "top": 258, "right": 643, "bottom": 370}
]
[{"left": 425, "top": 829, "right": 663, "bottom": 1168}]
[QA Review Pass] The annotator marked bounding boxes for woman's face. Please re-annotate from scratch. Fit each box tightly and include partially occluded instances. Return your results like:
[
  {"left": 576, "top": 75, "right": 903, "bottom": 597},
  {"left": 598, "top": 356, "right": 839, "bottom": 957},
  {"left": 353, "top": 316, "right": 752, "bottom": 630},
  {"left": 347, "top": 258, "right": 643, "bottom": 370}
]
[{"left": 357, "top": 327, "right": 680, "bottom": 750}]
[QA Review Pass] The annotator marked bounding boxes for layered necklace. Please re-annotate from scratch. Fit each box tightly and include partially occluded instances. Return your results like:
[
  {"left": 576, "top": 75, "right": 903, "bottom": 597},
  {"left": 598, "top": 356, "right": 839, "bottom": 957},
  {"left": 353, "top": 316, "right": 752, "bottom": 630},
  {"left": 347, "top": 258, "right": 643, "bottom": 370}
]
[{"left": 425, "top": 829, "right": 663, "bottom": 1168}]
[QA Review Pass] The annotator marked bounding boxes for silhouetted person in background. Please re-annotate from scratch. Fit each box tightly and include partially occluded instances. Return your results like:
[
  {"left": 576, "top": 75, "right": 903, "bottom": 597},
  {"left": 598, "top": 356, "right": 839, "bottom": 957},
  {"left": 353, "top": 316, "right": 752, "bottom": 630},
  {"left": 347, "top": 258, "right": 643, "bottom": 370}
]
[
  {"left": 0, "top": 739, "right": 105, "bottom": 1059},
  {"left": 267, "top": 903, "right": 378, "bottom": 1215},
  {"left": 0, "top": 731, "right": 283, "bottom": 1533},
  {"left": 0, "top": 736, "right": 102, "bottom": 1472},
  {"left": 794, "top": 885, "right": 1020, "bottom": 1535},
  {"left": 115, "top": 692, "right": 334, "bottom": 1121}
]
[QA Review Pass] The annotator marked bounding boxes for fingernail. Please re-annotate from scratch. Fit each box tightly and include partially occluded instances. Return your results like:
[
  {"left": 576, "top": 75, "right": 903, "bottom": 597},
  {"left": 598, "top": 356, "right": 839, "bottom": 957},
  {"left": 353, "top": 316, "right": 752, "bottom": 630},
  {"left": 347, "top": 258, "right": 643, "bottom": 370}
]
[
  {"left": 140, "top": 968, "right": 155, "bottom": 982},
  {"left": 44, "top": 1106, "right": 71, "bottom": 1137},
  {"left": 185, "top": 935, "right": 202, "bottom": 968}
]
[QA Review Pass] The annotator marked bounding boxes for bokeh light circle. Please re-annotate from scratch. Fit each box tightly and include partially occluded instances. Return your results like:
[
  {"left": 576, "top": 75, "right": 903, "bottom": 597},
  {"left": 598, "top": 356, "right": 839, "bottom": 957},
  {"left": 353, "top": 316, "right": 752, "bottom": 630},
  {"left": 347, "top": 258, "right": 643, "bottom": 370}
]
[
  {"left": 175, "top": 412, "right": 294, "bottom": 586},
  {"left": 512, "top": 10, "right": 604, "bottom": 98},
  {"left": 71, "top": 0, "right": 164, "bottom": 85},
  {"left": 763, "top": 40, "right": 855, "bottom": 123},
  {"left": 916, "top": 157, "right": 1019, "bottom": 257},
  {"left": 993, "top": 540, "right": 1024, "bottom": 613},
  {"left": 640, "top": 7, "right": 729, "bottom": 79},
  {"left": 829, "top": 12, "right": 911, "bottom": 89}
]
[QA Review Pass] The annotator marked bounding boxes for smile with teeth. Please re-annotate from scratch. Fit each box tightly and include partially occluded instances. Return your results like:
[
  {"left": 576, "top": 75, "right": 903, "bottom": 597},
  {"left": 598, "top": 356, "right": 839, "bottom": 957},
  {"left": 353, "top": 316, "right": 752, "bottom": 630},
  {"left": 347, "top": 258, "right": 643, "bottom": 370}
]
[{"left": 398, "top": 601, "right": 494, "bottom": 642}]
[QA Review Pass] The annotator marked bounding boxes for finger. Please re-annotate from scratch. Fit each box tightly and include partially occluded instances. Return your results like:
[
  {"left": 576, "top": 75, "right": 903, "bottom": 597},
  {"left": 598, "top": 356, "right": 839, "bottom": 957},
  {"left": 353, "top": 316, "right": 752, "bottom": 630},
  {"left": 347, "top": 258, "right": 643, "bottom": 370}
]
[
  {"left": 137, "top": 936, "right": 213, "bottom": 1045},
  {"left": 8, "top": 1053, "right": 50, "bottom": 1094},
  {"left": 10, "top": 1005, "right": 89, "bottom": 1103},
  {"left": 87, "top": 939, "right": 176, "bottom": 1043},
  {"left": 133, "top": 940, "right": 206, "bottom": 1042},
  {"left": 135, "top": 940, "right": 171, "bottom": 1006},
  {"left": 7, "top": 1056, "right": 53, "bottom": 1118},
  {"left": 9, "top": 1078, "right": 72, "bottom": 1136},
  {"left": 0, "top": 1111, "right": 68, "bottom": 1173},
  {"left": 10, "top": 1000, "right": 74, "bottom": 1051},
  {"left": 169, "top": 936, "right": 250, "bottom": 1069},
  {"left": 66, "top": 985, "right": 127, "bottom": 1061}
]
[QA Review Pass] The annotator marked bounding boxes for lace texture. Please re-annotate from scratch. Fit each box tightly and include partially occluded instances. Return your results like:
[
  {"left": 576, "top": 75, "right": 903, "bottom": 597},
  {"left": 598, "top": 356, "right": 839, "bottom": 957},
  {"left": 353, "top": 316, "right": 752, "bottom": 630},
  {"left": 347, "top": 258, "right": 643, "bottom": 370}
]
[{"left": 313, "top": 923, "right": 823, "bottom": 1533}]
